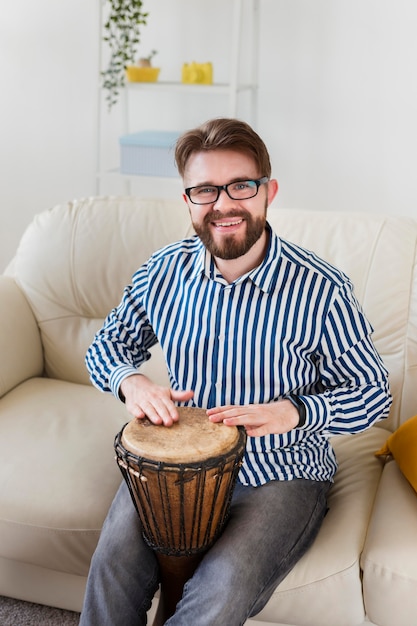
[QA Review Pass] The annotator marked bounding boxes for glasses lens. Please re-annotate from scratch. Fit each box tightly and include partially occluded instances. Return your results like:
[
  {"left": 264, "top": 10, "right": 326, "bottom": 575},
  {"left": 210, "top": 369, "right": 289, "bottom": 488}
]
[
  {"left": 226, "top": 180, "right": 258, "bottom": 200},
  {"left": 189, "top": 186, "right": 218, "bottom": 204}
]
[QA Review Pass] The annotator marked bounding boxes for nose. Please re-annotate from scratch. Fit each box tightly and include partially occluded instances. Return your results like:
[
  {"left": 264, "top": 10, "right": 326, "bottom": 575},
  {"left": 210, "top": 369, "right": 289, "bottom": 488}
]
[{"left": 212, "top": 187, "right": 235, "bottom": 210}]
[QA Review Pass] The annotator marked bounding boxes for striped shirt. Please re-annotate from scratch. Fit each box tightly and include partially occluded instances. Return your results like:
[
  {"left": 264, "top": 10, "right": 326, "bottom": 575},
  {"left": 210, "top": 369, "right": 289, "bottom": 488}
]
[{"left": 86, "top": 224, "right": 392, "bottom": 486}]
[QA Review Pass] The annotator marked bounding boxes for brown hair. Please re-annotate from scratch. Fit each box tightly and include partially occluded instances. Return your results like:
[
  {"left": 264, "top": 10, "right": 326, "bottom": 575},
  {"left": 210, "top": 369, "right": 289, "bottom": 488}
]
[{"left": 175, "top": 118, "right": 271, "bottom": 179}]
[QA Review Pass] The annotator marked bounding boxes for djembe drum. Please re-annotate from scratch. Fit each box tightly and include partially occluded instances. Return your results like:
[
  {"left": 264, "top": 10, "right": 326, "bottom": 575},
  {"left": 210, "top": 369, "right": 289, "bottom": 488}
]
[{"left": 114, "top": 406, "right": 246, "bottom": 625}]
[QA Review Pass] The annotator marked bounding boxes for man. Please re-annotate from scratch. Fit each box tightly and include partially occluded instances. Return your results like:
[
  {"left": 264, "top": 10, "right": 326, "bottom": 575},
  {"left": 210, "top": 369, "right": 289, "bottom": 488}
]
[{"left": 81, "top": 118, "right": 391, "bottom": 625}]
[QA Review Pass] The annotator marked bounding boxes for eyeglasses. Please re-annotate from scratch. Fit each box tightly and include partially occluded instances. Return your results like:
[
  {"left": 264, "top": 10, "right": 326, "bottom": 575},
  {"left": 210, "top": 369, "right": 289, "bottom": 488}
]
[{"left": 184, "top": 177, "right": 269, "bottom": 205}]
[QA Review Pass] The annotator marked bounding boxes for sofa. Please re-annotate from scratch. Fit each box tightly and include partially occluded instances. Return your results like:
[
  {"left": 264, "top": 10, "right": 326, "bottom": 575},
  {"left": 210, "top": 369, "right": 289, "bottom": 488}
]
[{"left": 1, "top": 195, "right": 416, "bottom": 626}]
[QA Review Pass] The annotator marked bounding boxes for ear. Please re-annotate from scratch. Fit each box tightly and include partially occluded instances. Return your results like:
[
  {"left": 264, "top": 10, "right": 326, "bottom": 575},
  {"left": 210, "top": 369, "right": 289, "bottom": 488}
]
[
  {"left": 267, "top": 179, "right": 279, "bottom": 206},
  {"left": 182, "top": 193, "right": 193, "bottom": 218}
]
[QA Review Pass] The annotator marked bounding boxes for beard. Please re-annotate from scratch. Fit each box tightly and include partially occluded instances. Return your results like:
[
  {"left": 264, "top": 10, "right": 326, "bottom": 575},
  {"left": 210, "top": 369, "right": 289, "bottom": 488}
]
[{"left": 192, "top": 206, "right": 267, "bottom": 260}]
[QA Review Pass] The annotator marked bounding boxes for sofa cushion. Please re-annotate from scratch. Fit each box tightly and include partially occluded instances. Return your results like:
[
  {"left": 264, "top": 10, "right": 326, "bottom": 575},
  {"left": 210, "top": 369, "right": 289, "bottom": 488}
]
[
  {"left": 361, "top": 460, "right": 417, "bottom": 626},
  {"left": 375, "top": 414, "right": 417, "bottom": 492},
  {"left": 253, "top": 427, "right": 389, "bottom": 626},
  {"left": 0, "top": 377, "right": 127, "bottom": 575}
]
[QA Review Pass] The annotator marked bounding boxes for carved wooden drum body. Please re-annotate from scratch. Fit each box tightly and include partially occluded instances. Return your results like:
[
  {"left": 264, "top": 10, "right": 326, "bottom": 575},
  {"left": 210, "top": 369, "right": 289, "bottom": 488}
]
[{"left": 114, "top": 406, "right": 246, "bottom": 623}]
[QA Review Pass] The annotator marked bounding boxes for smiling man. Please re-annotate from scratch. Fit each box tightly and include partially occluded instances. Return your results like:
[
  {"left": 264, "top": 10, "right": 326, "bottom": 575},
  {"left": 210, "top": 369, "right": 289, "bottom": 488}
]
[
  {"left": 183, "top": 150, "right": 273, "bottom": 277},
  {"left": 81, "top": 118, "right": 391, "bottom": 626}
]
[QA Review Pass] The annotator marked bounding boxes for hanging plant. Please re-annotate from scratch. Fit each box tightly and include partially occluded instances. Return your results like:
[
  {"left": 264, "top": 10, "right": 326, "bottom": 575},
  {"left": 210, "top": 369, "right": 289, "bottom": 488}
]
[{"left": 102, "top": 0, "right": 149, "bottom": 110}]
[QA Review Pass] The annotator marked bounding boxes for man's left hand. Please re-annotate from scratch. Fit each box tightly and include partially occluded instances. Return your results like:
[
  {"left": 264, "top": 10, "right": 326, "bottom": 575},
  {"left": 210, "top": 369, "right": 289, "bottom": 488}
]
[{"left": 207, "top": 399, "right": 300, "bottom": 437}]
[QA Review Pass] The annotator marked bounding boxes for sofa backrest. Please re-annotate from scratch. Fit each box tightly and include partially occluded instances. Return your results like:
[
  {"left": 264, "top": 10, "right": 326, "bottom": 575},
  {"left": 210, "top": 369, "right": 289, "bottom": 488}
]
[
  {"left": 8, "top": 196, "right": 417, "bottom": 432},
  {"left": 10, "top": 197, "right": 191, "bottom": 386},
  {"left": 268, "top": 209, "right": 417, "bottom": 432}
]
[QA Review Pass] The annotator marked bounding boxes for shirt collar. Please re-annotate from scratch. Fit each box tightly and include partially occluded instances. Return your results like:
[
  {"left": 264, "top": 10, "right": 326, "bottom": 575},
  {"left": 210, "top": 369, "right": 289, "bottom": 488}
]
[{"left": 187, "top": 223, "right": 282, "bottom": 292}]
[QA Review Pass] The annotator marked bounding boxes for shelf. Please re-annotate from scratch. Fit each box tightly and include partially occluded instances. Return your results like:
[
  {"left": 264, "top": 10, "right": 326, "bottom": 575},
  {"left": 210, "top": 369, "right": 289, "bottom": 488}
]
[
  {"left": 125, "top": 81, "right": 257, "bottom": 96},
  {"left": 96, "top": 0, "right": 260, "bottom": 195}
]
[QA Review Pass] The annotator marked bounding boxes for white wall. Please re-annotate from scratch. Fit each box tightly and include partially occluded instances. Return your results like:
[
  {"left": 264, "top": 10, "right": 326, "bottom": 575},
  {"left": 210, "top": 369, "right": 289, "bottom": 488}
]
[
  {"left": 0, "top": 0, "right": 99, "bottom": 271},
  {"left": 1, "top": 0, "right": 416, "bottom": 271},
  {"left": 259, "top": 0, "right": 417, "bottom": 215}
]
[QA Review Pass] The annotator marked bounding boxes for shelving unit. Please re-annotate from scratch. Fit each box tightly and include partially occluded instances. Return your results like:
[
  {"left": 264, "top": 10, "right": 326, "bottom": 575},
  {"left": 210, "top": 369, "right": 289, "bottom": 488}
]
[{"left": 96, "top": 0, "right": 260, "bottom": 196}]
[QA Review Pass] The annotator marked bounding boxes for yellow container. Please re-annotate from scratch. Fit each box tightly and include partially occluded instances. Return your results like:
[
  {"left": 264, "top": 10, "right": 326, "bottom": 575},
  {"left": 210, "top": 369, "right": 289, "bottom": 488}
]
[
  {"left": 181, "top": 62, "right": 213, "bottom": 85},
  {"left": 125, "top": 66, "right": 160, "bottom": 83}
]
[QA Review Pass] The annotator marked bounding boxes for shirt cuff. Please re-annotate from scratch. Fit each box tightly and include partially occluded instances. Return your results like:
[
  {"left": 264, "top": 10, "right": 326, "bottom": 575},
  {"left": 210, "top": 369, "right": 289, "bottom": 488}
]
[
  {"left": 299, "top": 394, "right": 330, "bottom": 431},
  {"left": 109, "top": 365, "right": 141, "bottom": 401}
]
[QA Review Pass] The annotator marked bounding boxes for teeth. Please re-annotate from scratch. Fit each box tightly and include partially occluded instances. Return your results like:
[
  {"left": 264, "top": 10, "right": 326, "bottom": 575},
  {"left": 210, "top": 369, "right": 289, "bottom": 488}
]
[{"left": 216, "top": 220, "right": 242, "bottom": 227}]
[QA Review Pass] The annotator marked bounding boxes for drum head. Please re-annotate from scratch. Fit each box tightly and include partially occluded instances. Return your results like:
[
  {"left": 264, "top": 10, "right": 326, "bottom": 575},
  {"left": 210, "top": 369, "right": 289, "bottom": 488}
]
[{"left": 121, "top": 406, "right": 241, "bottom": 464}]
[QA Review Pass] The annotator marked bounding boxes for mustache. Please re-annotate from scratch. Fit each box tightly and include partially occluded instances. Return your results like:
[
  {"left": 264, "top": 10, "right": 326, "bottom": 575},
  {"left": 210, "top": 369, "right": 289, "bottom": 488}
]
[{"left": 203, "top": 209, "right": 251, "bottom": 224}]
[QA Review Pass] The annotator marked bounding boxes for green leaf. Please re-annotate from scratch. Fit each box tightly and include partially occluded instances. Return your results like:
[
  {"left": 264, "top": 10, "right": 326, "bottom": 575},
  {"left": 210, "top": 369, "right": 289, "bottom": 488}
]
[{"left": 102, "top": 0, "right": 149, "bottom": 109}]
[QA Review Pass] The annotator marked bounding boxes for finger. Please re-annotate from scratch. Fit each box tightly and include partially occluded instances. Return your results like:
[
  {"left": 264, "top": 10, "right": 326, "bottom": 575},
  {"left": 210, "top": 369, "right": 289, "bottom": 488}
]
[
  {"left": 210, "top": 413, "right": 254, "bottom": 428},
  {"left": 171, "top": 389, "right": 194, "bottom": 402},
  {"left": 208, "top": 405, "right": 257, "bottom": 425},
  {"left": 223, "top": 415, "right": 252, "bottom": 427},
  {"left": 208, "top": 412, "right": 239, "bottom": 424},
  {"left": 207, "top": 405, "right": 234, "bottom": 416},
  {"left": 124, "top": 400, "right": 146, "bottom": 420},
  {"left": 207, "top": 406, "right": 240, "bottom": 422},
  {"left": 135, "top": 398, "right": 179, "bottom": 426},
  {"left": 223, "top": 411, "right": 267, "bottom": 430}
]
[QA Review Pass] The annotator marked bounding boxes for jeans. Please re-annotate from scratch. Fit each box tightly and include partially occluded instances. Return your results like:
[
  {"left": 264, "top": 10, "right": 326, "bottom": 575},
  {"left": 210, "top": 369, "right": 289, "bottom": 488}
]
[{"left": 80, "top": 477, "right": 330, "bottom": 626}]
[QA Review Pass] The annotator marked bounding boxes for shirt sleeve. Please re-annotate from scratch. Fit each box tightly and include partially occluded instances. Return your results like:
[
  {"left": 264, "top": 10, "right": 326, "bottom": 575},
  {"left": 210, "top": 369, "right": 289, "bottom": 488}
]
[
  {"left": 297, "top": 281, "right": 392, "bottom": 435},
  {"left": 85, "top": 264, "right": 158, "bottom": 397}
]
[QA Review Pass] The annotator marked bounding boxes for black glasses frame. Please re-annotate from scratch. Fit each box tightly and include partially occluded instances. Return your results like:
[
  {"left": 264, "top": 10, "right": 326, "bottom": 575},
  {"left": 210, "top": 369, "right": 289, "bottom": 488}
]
[{"left": 184, "top": 176, "right": 269, "bottom": 205}]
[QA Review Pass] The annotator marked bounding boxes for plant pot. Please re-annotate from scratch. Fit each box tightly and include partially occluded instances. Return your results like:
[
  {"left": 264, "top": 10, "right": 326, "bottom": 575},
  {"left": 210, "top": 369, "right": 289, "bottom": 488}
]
[{"left": 126, "top": 66, "right": 160, "bottom": 82}]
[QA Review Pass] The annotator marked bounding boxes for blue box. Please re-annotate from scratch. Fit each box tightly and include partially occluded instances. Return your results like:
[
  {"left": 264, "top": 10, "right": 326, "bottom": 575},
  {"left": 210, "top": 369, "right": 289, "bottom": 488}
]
[{"left": 119, "top": 130, "right": 180, "bottom": 177}]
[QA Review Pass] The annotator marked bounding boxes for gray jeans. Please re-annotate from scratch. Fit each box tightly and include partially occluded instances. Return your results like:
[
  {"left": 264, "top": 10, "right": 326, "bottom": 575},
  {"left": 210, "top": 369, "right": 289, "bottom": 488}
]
[{"left": 80, "top": 477, "right": 330, "bottom": 626}]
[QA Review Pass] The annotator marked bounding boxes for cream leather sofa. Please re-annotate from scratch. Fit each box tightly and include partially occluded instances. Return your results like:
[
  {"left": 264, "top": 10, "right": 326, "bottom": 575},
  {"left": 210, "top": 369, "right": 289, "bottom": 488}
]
[{"left": 1, "top": 196, "right": 416, "bottom": 626}]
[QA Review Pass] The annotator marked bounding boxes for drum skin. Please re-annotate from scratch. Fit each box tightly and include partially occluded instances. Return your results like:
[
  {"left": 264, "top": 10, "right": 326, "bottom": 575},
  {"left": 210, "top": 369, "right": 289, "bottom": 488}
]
[{"left": 114, "top": 406, "right": 246, "bottom": 556}]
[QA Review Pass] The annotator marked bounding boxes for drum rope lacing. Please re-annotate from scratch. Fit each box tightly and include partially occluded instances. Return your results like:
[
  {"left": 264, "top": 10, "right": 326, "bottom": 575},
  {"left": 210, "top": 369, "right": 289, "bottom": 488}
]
[{"left": 114, "top": 427, "right": 246, "bottom": 557}]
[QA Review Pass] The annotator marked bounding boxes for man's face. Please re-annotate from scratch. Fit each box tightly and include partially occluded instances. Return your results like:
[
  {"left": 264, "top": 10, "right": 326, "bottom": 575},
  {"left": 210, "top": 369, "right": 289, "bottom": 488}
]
[{"left": 183, "top": 150, "right": 274, "bottom": 261}]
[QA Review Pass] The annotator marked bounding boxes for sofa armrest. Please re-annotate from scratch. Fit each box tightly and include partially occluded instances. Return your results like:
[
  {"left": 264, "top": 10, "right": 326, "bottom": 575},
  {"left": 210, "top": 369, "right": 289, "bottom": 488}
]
[
  {"left": 361, "top": 460, "right": 417, "bottom": 626},
  {"left": 0, "top": 276, "right": 44, "bottom": 398}
]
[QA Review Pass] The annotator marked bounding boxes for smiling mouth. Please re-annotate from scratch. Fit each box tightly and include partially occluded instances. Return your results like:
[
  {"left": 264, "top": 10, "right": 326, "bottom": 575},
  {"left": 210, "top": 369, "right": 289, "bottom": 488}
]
[{"left": 213, "top": 219, "right": 244, "bottom": 228}]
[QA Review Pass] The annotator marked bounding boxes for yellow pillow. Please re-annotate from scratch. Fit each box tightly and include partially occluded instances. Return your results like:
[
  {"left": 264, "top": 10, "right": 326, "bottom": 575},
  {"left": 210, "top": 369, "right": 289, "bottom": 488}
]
[{"left": 375, "top": 414, "right": 417, "bottom": 492}]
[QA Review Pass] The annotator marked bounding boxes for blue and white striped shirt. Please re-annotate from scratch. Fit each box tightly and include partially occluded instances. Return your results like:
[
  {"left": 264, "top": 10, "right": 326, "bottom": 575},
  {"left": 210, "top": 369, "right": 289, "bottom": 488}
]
[{"left": 86, "top": 224, "right": 391, "bottom": 486}]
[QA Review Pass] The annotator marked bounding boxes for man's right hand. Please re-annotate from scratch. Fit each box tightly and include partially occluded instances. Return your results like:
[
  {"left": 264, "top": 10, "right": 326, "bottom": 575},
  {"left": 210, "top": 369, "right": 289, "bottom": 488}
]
[{"left": 120, "top": 374, "right": 194, "bottom": 426}]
